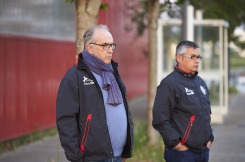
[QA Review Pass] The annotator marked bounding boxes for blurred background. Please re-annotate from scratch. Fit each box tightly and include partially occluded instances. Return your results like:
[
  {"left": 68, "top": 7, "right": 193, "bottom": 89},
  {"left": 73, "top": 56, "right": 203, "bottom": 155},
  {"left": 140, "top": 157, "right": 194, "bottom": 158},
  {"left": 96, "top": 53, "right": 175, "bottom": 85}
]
[{"left": 0, "top": 0, "right": 245, "bottom": 161}]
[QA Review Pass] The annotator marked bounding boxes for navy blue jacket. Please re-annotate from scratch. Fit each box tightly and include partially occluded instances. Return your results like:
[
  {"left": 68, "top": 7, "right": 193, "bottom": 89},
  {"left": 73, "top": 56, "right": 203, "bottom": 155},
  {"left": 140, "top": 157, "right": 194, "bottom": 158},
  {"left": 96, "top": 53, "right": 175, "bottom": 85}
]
[
  {"left": 152, "top": 66, "right": 214, "bottom": 152},
  {"left": 56, "top": 55, "right": 134, "bottom": 162}
]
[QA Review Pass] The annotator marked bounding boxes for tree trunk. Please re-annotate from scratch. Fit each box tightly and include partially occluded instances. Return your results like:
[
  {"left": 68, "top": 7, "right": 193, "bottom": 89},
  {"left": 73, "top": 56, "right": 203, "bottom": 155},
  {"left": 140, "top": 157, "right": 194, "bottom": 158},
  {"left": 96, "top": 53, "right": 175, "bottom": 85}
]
[
  {"left": 75, "top": 0, "right": 101, "bottom": 61},
  {"left": 147, "top": 0, "right": 160, "bottom": 145}
]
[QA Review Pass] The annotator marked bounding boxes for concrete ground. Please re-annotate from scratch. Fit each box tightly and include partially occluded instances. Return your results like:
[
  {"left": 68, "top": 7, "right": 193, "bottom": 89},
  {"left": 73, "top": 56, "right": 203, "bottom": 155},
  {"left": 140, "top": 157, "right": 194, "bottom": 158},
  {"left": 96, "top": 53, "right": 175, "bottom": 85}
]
[
  {"left": 209, "top": 94, "right": 245, "bottom": 162},
  {"left": 0, "top": 94, "right": 245, "bottom": 162}
]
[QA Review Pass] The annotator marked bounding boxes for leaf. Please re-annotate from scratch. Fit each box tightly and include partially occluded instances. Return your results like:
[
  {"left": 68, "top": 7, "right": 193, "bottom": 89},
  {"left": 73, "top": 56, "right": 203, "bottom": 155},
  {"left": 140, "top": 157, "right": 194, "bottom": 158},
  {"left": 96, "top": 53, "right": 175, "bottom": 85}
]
[{"left": 100, "top": 3, "right": 109, "bottom": 10}]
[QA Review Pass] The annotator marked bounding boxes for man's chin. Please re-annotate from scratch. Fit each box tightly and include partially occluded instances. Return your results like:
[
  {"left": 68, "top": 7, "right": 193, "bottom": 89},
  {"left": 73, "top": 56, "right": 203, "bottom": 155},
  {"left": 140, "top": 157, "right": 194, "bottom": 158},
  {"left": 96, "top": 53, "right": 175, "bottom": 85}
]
[
  {"left": 193, "top": 67, "right": 198, "bottom": 71},
  {"left": 192, "top": 69, "right": 198, "bottom": 73},
  {"left": 105, "top": 60, "right": 111, "bottom": 64}
]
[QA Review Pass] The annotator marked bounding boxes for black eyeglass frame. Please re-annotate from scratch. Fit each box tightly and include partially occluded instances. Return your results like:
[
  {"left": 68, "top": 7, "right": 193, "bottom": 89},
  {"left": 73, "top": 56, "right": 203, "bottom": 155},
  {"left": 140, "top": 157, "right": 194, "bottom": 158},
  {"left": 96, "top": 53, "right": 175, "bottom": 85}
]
[{"left": 90, "top": 43, "right": 116, "bottom": 50}]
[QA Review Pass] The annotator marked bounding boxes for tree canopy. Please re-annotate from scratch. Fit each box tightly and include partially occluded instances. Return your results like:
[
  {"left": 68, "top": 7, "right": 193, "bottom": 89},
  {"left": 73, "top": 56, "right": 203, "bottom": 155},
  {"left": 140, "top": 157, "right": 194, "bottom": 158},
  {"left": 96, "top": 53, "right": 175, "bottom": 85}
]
[
  {"left": 179, "top": 0, "right": 245, "bottom": 46},
  {"left": 129, "top": 0, "right": 245, "bottom": 48}
]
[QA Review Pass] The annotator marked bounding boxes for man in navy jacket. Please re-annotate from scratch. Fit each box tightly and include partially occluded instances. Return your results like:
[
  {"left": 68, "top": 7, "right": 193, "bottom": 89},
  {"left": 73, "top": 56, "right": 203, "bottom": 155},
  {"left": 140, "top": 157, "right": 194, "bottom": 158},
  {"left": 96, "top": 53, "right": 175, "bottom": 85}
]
[
  {"left": 56, "top": 25, "right": 134, "bottom": 162},
  {"left": 152, "top": 40, "right": 214, "bottom": 162}
]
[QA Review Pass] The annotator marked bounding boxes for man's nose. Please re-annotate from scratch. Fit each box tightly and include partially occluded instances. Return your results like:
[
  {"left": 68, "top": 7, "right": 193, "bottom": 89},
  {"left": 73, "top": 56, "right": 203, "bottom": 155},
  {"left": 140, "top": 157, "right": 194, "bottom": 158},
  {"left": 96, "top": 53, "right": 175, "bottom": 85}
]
[
  {"left": 194, "top": 58, "right": 200, "bottom": 62},
  {"left": 108, "top": 46, "right": 113, "bottom": 53}
]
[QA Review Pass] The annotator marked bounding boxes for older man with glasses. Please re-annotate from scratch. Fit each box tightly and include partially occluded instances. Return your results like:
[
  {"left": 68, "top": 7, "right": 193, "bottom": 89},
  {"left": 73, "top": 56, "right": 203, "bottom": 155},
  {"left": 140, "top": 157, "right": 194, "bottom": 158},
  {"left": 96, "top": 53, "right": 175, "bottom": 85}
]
[
  {"left": 153, "top": 40, "right": 214, "bottom": 162},
  {"left": 56, "top": 24, "right": 134, "bottom": 162}
]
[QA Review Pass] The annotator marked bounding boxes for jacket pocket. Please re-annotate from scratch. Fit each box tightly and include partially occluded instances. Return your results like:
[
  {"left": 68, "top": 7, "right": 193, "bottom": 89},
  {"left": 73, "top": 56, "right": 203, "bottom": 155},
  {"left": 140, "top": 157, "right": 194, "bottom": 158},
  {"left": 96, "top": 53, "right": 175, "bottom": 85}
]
[
  {"left": 80, "top": 114, "right": 92, "bottom": 153},
  {"left": 180, "top": 115, "right": 195, "bottom": 145}
]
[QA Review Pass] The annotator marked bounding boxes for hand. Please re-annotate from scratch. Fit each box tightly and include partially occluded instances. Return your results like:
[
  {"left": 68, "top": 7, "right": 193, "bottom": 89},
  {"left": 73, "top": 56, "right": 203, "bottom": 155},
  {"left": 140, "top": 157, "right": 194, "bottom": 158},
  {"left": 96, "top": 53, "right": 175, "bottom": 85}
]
[
  {"left": 206, "top": 141, "right": 212, "bottom": 149},
  {"left": 174, "top": 143, "right": 188, "bottom": 151},
  {"left": 122, "top": 158, "right": 127, "bottom": 162}
]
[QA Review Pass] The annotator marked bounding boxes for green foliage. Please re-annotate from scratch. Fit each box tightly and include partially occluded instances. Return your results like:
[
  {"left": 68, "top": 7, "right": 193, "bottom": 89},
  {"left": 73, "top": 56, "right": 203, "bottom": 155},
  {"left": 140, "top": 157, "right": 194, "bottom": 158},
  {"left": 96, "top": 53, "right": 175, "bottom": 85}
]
[
  {"left": 184, "top": 0, "right": 245, "bottom": 47},
  {"left": 65, "top": 0, "right": 74, "bottom": 3},
  {"left": 64, "top": 0, "right": 109, "bottom": 11},
  {"left": 127, "top": 122, "right": 165, "bottom": 162},
  {"left": 129, "top": 0, "right": 245, "bottom": 48},
  {"left": 238, "top": 42, "right": 245, "bottom": 49},
  {"left": 228, "top": 86, "right": 238, "bottom": 94},
  {"left": 231, "top": 54, "right": 245, "bottom": 67},
  {"left": 100, "top": 3, "right": 109, "bottom": 10},
  {"left": 0, "top": 128, "right": 57, "bottom": 155}
]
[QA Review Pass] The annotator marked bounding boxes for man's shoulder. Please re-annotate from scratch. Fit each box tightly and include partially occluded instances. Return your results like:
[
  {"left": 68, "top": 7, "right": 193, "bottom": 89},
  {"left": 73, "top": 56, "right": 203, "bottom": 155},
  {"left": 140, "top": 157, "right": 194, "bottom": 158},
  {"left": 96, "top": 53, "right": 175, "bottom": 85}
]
[
  {"left": 162, "top": 71, "right": 178, "bottom": 82},
  {"left": 61, "top": 65, "right": 82, "bottom": 81},
  {"left": 158, "top": 71, "right": 178, "bottom": 88},
  {"left": 195, "top": 75, "right": 207, "bottom": 86},
  {"left": 64, "top": 65, "right": 77, "bottom": 75},
  {"left": 196, "top": 74, "right": 204, "bottom": 80}
]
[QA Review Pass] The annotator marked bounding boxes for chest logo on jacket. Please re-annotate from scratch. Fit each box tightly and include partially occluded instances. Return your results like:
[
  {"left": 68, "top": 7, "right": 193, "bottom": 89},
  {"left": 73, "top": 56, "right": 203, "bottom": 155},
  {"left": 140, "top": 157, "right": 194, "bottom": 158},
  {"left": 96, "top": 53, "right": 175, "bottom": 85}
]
[
  {"left": 200, "top": 86, "right": 207, "bottom": 95},
  {"left": 83, "top": 76, "right": 94, "bottom": 85},
  {"left": 185, "top": 87, "right": 194, "bottom": 95}
]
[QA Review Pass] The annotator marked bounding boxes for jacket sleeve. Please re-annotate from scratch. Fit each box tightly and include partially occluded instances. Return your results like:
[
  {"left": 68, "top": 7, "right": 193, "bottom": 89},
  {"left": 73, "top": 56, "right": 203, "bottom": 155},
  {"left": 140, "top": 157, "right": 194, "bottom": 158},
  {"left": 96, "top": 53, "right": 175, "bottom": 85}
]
[
  {"left": 56, "top": 70, "right": 83, "bottom": 162},
  {"left": 203, "top": 80, "right": 214, "bottom": 143},
  {"left": 152, "top": 81, "right": 180, "bottom": 148}
]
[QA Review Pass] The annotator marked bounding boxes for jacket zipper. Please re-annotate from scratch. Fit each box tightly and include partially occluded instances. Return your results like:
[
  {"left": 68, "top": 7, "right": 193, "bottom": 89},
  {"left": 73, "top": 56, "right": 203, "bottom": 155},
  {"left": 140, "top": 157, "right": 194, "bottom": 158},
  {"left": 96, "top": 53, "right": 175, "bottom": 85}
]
[
  {"left": 180, "top": 115, "right": 195, "bottom": 145},
  {"left": 78, "top": 63, "right": 128, "bottom": 156},
  {"left": 80, "top": 114, "right": 92, "bottom": 153},
  {"left": 88, "top": 71, "right": 115, "bottom": 156},
  {"left": 85, "top": 69, "right": 124, "bottom": 157}
]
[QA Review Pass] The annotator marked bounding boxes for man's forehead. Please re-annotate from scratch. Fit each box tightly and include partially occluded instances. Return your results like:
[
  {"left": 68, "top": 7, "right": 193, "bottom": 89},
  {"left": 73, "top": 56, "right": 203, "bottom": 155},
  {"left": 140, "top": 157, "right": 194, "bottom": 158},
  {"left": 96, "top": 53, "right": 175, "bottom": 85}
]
[
  {"left": 93, "top": 29, "right": 113, "bottom": 41},
  {"left": 186, "top": 47, "right": 199, "bottom": 53}
]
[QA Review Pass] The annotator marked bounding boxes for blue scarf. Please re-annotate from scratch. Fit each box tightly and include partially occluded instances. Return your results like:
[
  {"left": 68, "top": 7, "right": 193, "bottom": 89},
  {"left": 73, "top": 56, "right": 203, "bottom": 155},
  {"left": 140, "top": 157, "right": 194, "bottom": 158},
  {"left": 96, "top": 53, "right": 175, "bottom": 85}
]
[{"left": 82, "top": 50, "right": 123, "bottom": 106}]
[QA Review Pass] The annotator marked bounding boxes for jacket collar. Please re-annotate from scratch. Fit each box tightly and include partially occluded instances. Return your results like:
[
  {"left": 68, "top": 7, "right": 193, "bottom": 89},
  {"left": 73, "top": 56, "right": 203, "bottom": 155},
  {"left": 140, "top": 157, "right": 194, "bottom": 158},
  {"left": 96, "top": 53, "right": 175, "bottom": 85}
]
[
  {"left": 175, "top": 66, "right": 198, "bottom": 79},
  {"left": 76, "top": 53, "right": 118, "bottom": 70}
]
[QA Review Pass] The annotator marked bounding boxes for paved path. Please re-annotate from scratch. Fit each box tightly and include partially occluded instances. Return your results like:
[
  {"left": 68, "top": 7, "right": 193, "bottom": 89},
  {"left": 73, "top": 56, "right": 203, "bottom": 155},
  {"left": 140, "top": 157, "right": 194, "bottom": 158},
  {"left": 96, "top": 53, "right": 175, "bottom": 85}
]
[
  {"left": 0, "top": 135, "right": 68, "bottom": 162},
  {"left": 209, "top": 94, "right": 245, "bottom": 162},
  {"left": 0, "top": 96, "right": 148, "bottom": 162},
  {"left": 0, "top": 94, "right": 245, "bottom": 162}
]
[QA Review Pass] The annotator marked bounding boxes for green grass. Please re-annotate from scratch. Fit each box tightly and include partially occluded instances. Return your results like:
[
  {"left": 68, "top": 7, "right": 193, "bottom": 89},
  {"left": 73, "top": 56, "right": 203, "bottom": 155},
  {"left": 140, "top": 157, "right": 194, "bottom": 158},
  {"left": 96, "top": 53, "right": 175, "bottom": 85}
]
[
  {"left": 228, "top": 86, "right": 238, "bottom": 94},
  {"left": 0, "top": 128, "right": 57, "bottom": 155},
  {"left": 128, "top": 122, "right": 165, "bottom": 162},
  {"left": 0, "top": 123, "right": 165, "bottom": 162},
  {"left": 231, "top": 55, "right": 245, "bottom": 68}
]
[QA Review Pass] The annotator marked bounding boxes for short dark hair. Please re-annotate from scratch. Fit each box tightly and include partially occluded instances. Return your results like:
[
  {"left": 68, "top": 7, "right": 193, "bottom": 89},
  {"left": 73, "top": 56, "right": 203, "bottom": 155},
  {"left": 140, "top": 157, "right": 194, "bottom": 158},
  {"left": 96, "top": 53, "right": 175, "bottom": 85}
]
[{"left": 176, "top": 40, "right": 199, "bottom": 55}]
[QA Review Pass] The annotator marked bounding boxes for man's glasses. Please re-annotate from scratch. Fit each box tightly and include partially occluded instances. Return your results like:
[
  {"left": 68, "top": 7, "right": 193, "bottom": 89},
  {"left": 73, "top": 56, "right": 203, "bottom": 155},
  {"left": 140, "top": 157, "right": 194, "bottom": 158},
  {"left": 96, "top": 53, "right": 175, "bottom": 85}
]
[
  {"left": 181, "top": 54, "right": 202, "bottom": 61},
  {"left": 90, "top": 43, "right": 116, "bottom": 50}
]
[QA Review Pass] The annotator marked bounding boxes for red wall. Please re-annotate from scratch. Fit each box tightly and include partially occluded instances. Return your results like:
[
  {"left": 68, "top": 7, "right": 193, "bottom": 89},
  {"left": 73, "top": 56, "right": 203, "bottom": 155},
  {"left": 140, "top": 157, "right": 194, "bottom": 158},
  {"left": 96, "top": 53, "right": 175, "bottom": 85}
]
[
  {"left": 0, "top": 0, "right": 148, "bottom": 141},
  {"left": 98, "top": 0, "right": 148, "bottom": 98},
  {"left": 0, "top": 35, "right": 75, "bottom": 141}
]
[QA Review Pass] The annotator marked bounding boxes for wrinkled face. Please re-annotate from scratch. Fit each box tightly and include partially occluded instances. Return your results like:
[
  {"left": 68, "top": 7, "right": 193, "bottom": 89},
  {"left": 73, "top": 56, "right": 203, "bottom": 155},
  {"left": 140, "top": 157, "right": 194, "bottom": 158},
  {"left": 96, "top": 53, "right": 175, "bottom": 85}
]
[
  {"left": 86, "top": 29, "right": 114, "bottom": 64},
  {"left": 176, "top": 47, "right": 201, "bottom": 74}
]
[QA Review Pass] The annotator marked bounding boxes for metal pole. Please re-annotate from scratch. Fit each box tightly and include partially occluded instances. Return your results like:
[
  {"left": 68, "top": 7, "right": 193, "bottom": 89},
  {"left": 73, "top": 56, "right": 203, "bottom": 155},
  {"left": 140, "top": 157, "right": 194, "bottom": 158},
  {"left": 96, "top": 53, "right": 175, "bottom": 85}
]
[{"left": 182, "top": 0, "right": 194, "bottom": 41}]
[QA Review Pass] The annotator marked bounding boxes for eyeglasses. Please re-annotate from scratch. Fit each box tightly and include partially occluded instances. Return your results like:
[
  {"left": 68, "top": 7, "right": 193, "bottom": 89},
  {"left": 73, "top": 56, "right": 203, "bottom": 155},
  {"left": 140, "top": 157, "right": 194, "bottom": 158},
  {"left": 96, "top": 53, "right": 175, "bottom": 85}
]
[
  {"left": 90, "top": 43, "right": 116, "bottom": 50},
  {"left": 180, "top": 54, "right": 202, "bottom": 61}
]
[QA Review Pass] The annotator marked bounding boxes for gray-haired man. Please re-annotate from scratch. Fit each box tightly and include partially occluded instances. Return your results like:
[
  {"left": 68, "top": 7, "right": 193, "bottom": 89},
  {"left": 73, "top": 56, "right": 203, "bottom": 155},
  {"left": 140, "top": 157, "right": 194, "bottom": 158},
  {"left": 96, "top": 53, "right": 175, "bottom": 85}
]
[
  {"left": 56, "top": 24, "right": 134, "bottom": 162},
  {"left": 153, "top": 40, "right": 214, "bottom": 162}
]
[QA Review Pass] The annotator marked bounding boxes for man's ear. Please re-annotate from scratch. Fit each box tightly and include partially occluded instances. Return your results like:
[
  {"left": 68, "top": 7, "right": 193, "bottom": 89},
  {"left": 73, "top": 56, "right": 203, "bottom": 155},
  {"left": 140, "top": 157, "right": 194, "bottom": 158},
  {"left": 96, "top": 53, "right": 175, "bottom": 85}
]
[
  {"left": 86, "top": 44, "right": 93, "bottom": 54},
  {"left": 176, "top": 55, "right": 181, "bottom": 64}
]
